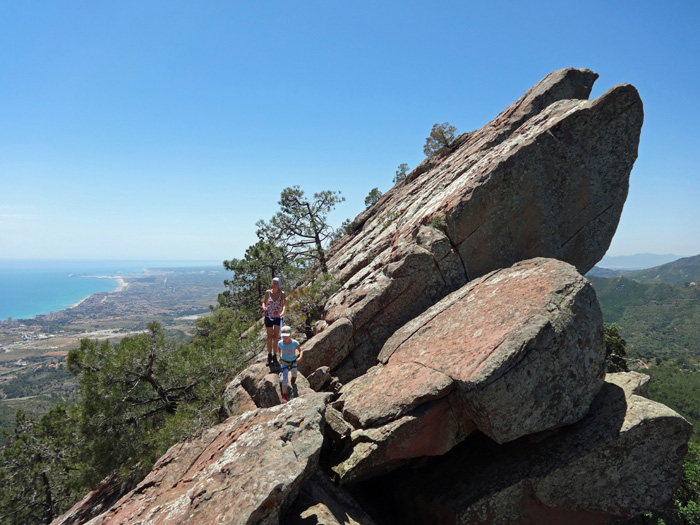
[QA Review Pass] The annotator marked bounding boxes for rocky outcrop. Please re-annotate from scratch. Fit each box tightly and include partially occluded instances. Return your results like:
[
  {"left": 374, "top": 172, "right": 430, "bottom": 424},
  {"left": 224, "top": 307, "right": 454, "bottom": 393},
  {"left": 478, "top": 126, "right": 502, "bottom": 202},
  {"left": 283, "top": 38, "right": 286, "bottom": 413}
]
[
  {"left": 299, "top": 68, "right": 643, "bottom": 383},
  {"left": 331, "top": 258, "right": 605, "bottom": 483},
  {"left": 54, "top": 69, "right": 686, "bottom": 525},
  {"left": 51, "top": 474, "right": 134, "bottom": 525}
]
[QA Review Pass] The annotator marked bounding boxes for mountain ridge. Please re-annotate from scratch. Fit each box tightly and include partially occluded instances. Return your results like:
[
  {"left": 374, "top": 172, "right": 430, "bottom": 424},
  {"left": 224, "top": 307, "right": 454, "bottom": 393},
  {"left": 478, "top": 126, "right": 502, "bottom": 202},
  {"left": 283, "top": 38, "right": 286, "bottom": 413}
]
[
  {"left": 598, "top": 252, "right": 684, "bottom": 270},
  {"left": 623, "top": 253, "right": 700, "bottom": 286},
  {"left": 588, "top": 253, "right": 700, "bottom": 359}
]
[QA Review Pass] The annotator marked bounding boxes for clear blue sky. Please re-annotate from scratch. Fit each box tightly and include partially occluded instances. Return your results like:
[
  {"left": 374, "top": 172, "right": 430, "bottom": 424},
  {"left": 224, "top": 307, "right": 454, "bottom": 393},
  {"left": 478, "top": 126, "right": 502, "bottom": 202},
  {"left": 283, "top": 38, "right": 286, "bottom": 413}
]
[{"left": 1, "top": 1, "right": 698, "bottom": 262}]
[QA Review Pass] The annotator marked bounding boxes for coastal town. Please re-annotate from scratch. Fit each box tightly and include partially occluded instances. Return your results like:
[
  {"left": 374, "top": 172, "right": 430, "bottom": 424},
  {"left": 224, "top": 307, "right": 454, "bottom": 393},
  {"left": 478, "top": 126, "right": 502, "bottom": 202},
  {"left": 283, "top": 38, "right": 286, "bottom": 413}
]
[{"left": 0, "top": 266, "right": 229, "bottom": 402}]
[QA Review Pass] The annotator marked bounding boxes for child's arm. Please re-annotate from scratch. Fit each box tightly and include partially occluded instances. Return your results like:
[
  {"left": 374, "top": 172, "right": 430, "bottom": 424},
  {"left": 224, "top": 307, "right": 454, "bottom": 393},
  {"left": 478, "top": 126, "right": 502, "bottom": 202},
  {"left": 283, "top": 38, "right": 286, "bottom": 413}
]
[{"left": 296, "top": 343, "right": 303, "bottom": 362}]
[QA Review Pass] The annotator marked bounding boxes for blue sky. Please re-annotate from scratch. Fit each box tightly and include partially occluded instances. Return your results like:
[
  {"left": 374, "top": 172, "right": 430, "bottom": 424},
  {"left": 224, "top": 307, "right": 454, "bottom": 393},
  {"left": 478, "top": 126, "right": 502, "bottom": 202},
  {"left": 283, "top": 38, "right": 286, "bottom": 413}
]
[{"left": 1, "top": 1, "right": 698, "bottom": 262}]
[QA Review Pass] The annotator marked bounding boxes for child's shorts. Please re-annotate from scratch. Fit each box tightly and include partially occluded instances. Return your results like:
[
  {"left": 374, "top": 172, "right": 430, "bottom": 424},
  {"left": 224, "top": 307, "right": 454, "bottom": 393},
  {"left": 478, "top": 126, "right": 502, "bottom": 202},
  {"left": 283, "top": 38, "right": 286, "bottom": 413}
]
[{"left": 280, "top": 360, "right": 297, "bottom": 386}]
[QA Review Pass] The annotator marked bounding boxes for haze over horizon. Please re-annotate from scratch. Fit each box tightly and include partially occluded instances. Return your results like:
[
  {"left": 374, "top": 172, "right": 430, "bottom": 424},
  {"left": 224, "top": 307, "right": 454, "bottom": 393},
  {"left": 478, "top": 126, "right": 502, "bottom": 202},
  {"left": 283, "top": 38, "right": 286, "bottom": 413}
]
[{"left": 2, "top": 2, "right": 699, "bottom": 262}]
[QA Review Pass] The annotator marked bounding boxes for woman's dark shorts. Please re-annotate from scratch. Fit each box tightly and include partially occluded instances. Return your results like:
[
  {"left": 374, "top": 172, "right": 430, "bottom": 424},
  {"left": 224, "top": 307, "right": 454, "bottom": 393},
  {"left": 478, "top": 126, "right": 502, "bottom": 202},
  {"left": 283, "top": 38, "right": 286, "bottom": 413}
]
[{"left": 264, "top": 316, "right": 282, "bottom": 328}]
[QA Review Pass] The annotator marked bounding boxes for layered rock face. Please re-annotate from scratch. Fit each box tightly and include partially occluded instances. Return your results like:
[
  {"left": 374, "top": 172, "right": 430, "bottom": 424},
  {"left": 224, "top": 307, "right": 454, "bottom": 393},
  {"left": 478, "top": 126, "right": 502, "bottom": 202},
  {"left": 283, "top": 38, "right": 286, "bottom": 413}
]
[{"left": 55, "top": 69, "right": 691, "bottom": 525}]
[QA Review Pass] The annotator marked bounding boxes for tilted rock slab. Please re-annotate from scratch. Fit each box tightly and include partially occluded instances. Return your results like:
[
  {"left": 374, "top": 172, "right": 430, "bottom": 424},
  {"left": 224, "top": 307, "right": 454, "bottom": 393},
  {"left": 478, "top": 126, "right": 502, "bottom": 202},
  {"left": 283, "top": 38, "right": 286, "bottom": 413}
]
[
  {"left": 386, "top": 374, "right": 692, "bottom": 524},
  {"left": 70, "top": 393, "right": 330, "bottom": 525},
  {"left": 332, "top": 258, "right": 606, "bottom": 483},
  {"left": 300, "top": 67, "right": 643, "bottom": 383},
  {"left": 50, "top": 474, "right": 135, "bottom": 525}
]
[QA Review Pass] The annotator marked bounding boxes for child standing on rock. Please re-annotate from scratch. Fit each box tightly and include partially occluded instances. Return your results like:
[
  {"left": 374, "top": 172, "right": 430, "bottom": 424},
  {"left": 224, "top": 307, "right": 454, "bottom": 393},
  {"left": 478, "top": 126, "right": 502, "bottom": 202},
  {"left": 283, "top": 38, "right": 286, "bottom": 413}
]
[{"left": 277, "top": 325, "right": 303, "bottom": 403}]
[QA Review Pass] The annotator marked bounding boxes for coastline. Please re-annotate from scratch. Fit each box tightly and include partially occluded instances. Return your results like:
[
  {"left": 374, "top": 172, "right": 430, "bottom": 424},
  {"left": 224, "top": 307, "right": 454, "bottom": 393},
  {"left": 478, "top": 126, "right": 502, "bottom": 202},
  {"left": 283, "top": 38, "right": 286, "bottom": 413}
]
[
  {"left": 1, "top": 265, "right": 223, "bottom": 356},
  {"left": 1, "top": 261, "right": 220, "bottom": 322},
  {"left": 3, "top": 276, "right": 128, "bottom": 322},
  {"left": 67, "top": 277, "right": 129, "bottom": 311},
  {"left": 2, "top": 277, "right": 135, "bottom": 352}
]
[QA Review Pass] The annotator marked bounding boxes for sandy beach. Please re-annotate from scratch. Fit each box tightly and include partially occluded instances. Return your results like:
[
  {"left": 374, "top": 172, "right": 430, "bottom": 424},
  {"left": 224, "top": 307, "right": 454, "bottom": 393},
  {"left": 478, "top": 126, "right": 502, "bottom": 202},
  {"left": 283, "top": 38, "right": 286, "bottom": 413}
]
[
  {"left": 115, "top": 277, "right": 129, "bottom": 292},
  {"left": 67, "top": 276, "right": 129, "bottom": 310},
  {"left": 72, "top": 275, "right": 129, "bottom": 291}
]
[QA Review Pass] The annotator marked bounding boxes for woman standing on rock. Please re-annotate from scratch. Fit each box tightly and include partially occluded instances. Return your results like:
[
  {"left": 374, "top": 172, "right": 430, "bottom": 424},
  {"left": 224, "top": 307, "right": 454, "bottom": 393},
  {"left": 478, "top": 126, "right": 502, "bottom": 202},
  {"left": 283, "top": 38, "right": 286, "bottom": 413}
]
[{"left": 262, "top": 277, "right": 285, "bottom": 365}]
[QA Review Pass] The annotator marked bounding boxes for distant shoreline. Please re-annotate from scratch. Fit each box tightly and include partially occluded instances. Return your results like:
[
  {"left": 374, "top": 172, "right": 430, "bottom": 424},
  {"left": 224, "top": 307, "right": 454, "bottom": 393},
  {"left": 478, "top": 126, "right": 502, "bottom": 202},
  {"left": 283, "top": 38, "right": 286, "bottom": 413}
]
[
  {"left": 66, "top": 277, "right": 128, "bottom": 311},
  {"left": 70, "top": 275, "right": 129, "bottom": 292},
  {"left": 8, "top": 276, "right": 126, "bottom": 323},
  {"left": 1, "top": 262, "right": 223, "bottom": 323},
  {"left": 1, "top": 265, "right": 225, "bottom": 355}
]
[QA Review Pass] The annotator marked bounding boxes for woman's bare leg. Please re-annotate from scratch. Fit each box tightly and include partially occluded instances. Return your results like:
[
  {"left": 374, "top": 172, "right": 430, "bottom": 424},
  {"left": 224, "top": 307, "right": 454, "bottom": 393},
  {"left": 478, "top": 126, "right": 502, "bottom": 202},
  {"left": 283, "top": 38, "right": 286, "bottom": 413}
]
[
  {"left": 266, "top": 326, "right": 274, "bottom": 357},
  {"left": 271, "top": 324, "right": 281, "bottom": 363}
]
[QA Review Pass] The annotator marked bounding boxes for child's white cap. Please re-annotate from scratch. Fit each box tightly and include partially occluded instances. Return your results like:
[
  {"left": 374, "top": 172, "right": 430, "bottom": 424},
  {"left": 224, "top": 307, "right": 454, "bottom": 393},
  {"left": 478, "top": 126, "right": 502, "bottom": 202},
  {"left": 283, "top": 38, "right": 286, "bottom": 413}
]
[{"left": 281, "top": 325, "right": 292, "bottom": 336}]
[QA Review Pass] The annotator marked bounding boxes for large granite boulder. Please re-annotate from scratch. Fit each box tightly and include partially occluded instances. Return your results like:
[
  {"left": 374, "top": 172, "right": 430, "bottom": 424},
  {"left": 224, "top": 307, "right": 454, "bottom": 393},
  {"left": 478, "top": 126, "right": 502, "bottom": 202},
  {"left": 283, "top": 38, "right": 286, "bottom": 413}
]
[
  {"left": 66, "top": 393, "right": 330, "bottom": 525},
  {"left": 300, "top": 67, "right": 643, "bottom": 382},
  {"left": 379, "top": 374, "right": 692, "bottom": 524},
  {"left": 331, "top": 258, "right": 606, "bottom": 483}
]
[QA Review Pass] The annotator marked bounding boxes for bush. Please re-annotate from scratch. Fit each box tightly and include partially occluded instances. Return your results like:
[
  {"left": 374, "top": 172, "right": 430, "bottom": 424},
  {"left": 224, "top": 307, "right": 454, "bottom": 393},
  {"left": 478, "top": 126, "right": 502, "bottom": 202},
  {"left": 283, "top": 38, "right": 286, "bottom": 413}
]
[
  {"left": 604, "top": 322, "right": 629, "bottom": 372},
  {"left": 424, "top": 122, "right": 458, "bottom": 157},
  {"left": 394, "top": 163, "right": 410, "bottom": 184},
  {"left": 364, "top": 187, "right": 383, "bottom": 208},
  {"left": 429, "top": 214, "right": 446, "bottom": 232}
]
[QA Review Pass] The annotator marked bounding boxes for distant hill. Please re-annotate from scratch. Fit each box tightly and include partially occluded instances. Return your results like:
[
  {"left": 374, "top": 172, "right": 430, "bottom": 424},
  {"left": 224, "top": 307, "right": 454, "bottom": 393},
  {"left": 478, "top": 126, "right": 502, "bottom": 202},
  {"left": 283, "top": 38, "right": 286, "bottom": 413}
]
[
  {"left": 586, "top": 266, "right": 628, "bottom": 278},
  {"left": 589, "top": 274, "right": 700, "bottom": 358},
  {"left": 586, "top": 253, "right": 692, "bottom": 279},
  {"left": 598, "top": 253, "right": 683, "bottom": 270},
  {"left": 622, "top": 254, "right": 700, "bottom": 287}
]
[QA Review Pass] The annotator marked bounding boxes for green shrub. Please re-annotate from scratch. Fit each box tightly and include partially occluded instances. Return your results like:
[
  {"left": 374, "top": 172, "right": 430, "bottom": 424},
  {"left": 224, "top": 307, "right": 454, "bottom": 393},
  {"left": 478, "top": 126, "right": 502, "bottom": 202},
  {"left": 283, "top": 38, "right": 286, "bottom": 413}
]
[
  {"left": 429, "top": 214, "right": 446, "bottom": 232},
  {"left": 424, "top": 122, "right": 457, "bottom": 157}
]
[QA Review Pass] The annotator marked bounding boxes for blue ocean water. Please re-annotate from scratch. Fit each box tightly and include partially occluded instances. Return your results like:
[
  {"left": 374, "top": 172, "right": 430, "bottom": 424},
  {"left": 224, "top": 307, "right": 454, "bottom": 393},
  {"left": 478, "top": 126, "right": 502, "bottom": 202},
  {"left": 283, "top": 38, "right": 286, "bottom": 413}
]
[{"left": 0, "top": 259, "right": 220, "bottom": 321}]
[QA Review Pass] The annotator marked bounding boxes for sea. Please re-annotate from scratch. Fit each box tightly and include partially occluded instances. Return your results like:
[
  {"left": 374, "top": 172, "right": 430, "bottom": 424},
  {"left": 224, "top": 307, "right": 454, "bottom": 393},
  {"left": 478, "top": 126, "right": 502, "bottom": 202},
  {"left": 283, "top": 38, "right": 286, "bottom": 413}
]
[{"left": 0, "top": 259, "right": 221, "bottom": 322}]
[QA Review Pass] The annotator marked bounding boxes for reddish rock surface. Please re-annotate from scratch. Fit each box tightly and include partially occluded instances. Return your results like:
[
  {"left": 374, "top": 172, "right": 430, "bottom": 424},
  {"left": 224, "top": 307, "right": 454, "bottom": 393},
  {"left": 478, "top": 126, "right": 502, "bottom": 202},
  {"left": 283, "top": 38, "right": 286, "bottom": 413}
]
[
  {"left": 224, "top": 361, "right": 314, "bottom": 415},
  {"left": 67, "top": 393, "right": 330, "bottom": 525},
  {"left": 333, "top": 258, "right": 605, "bottom": 482}
]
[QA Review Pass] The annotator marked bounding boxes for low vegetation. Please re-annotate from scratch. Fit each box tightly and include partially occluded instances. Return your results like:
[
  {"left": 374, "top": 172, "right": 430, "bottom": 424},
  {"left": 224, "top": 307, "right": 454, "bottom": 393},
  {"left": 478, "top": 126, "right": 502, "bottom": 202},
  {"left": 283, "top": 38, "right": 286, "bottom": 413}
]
[
  {"left": 286, "top": 273, "right": 339, "bottom": 338},
  {"left": 0, "top": 316, "right": 256, "bottom": 523},
  {"left": 589, "top": 275, "right": 700, "bottom": 359},
  {"left": 394, "top": 163, "right": 410, "bottom": 184},
  {"left": 424, "top": 122, "right": 458, "bottom": 157}
]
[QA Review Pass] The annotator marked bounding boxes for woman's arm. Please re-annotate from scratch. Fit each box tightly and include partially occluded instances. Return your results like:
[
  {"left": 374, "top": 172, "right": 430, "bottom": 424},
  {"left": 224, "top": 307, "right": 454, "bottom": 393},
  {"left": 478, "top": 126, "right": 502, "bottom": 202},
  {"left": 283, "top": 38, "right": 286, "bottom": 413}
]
[{"left": 280, "top": 291, "right": 286, "bottom": 317}]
